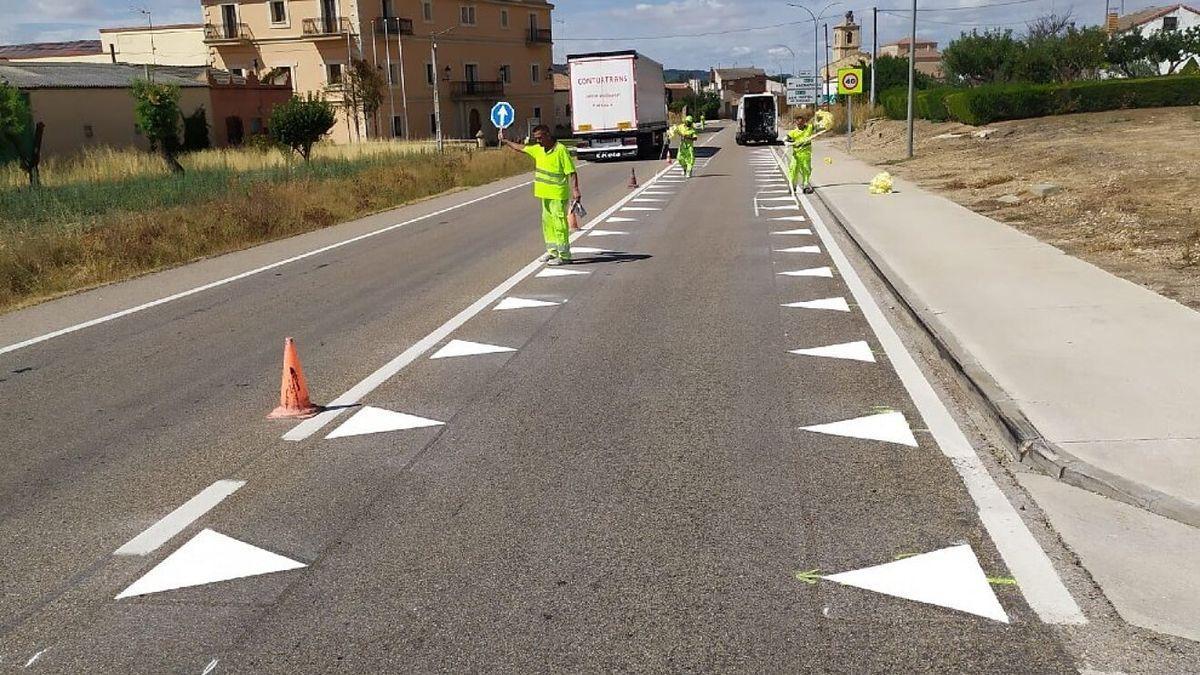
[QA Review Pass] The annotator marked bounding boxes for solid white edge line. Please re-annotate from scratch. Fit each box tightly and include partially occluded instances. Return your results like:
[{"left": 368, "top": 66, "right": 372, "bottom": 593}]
[
  {"left": 284, "top": 129, "right": 725, "bottom": 442},
  {"left": 0, "top": 181, "right": 535, "bottom": 358},
  {"left": 113, "top": 479, "right": 246, "bottom": 556},
  {"left": 770, "top": 148, "right": 1086, "bottom": 625}
]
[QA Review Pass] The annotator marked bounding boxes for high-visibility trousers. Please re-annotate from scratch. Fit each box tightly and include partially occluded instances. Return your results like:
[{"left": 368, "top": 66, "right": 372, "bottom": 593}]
[
  {"left": 541, "top": 198, "right": 571, "bottom": 260},
  {"left": 678, "top": 141, "right": 695, "bottom": 173},
  {"left": 789, "top": 148, "right": 812, "bottom": 188}
]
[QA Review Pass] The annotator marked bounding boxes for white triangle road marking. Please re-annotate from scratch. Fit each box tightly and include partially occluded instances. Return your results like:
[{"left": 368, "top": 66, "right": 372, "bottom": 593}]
[
  {"left": 776, "top": 246, "right": 822, "bottom": 254},
  {"left": 778, "top": 267, "right": 833, "bottom": 277},
  {"left": 115, "top": 529, "right": 305, "bottom": 599},
  {"left": 326, "top": 406, "right": 444, "bottom": 439},
  {"left": 495, "top": 296, "right": 562, "bottom": 310},
  {"left": 571, "top": 246, "right": 611, "bottom": 254},
  {"left": 588, "top": 229, "right": 628, "bottom": 237},
  {"left": 823, "top": 545, "right": 1009, "bottom": 623},
  {"left": 800, "top": 411, "right": 918, "bottom": 447},
  {"left": 606, "top": 216, "right": 637, "bottom": 223},
  {"left": 640, "top": 191, "right": 674, "bottom": 196},
  {"left": 536, "top": 267, "right": 590, "bottom": 278},
  {"left": 789, "top": 341, "right": 875, "bottom": 363},
  {"left": 773, "top": 229, "right": 813, "bottom": 235},
  {"left": 781, "top": 297, "right": 851, "bottom": 312},
  {"left": 430, "top": 339, "right": 516, "bottom": 360},
  {"left": 621, "top": 207, "right": 661, "bottom": 211},
  {"left": 761, "top": 205, "right": 801, "bottom": 210},
  {"left": 773, "top": 216, "right": 808, "bottom": 222},
  {"left": 759, "top": 196, "right": 797, "bottom": 202},
  {"left": 632, "top": 198, "right": 666, "bottom": 203}
]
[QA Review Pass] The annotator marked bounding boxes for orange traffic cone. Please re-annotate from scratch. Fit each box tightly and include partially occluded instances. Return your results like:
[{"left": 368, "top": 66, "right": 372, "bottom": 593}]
[
  {"left": 268, "top": 337, "right": 321, "bottom": 419},
  {"left": 627, "top": 168, "right": 639, "bottom": 189}
]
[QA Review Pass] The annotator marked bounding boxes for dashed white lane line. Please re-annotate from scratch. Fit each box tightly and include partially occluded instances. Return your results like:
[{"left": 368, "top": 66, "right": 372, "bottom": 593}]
[
  {"left": 768, "top": 148, "right": 1086, "bottom": 625},
  {"left": 114, "top": 480, "right": 246, "bottom": 556},
  {"left": 0, "top": 180, "right": 534, "bottom": 358},
  {"left": 281, "top": 142, "right": 706, "bottom": 442},
  {"left": 24, "top": 649, "right": 47, "bottom": 668}
]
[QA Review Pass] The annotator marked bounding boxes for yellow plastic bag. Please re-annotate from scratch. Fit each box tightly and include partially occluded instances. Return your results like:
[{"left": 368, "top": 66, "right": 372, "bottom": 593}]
[
  {"left": 868, "top": 171, "right": 894, "bottom": 194},
  {"left": 814, "top": 109, "right": 835, "bottom": 132}
]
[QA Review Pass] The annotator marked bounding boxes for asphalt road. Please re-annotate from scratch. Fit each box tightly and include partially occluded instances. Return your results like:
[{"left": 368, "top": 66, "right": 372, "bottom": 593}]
[{"left": 1, "top": 127, "right": 1081, "bottom": 672}]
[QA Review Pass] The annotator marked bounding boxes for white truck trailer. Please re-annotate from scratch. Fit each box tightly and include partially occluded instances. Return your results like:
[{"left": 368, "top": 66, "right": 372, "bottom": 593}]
[{"left": 567, "top": 50, "right": 669, "bottom": 161}]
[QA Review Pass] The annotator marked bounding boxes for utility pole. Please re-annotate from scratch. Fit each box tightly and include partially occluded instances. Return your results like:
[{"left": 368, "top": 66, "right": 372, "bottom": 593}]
[
  {"left": 431, "top": 27, "right": 455, "bottom": 152},
  {"left": 824, "top": 22, "right": 831, "bottom": 103},
  {"left": 870, "top": 6, "right": 878, "bottom": 108},
  {"left": 136, "top": 8, "right": 156, "bottom": 80},
  {"left": 382, "top": 19, "right": 397, "bottom": 139},
  {"left": 906, "top": 0, "right": 917, "bottom": 158},
  {"left": 398, "top": 29, "right": 410, "bottom": 140}
]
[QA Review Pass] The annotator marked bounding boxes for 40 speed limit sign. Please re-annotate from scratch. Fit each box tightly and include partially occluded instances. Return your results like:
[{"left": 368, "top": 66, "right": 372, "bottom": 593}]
[{"left": 837, "top": 67, "right": 863, "bottom": 95}]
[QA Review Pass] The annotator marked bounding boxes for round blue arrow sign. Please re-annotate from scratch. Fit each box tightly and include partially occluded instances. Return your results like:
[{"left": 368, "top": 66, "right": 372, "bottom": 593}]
[{"left": 490, "top": 101, "right": 515, "bottom": 130}]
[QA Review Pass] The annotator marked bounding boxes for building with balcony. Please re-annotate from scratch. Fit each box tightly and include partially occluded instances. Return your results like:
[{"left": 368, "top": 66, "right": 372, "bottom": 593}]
[{"left": 200, "top": 0, "right": 556, "bottom": 144}]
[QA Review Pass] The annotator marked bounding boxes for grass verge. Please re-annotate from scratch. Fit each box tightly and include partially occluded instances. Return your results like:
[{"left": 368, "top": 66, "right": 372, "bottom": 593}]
[{"left": 0, "top": 147, "right": 529, "bottom": 313}]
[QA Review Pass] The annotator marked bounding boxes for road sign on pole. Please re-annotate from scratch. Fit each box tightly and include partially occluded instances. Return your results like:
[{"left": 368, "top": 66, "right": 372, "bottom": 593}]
[
  {"left": 490, "top": 101, "right": 515, "bottom": 130},
  {"left": 787, "top": 75, "right": 817, "bottom": 106},
  {"left": 837, "top": 68, "right": 863, "bottom": 95}
]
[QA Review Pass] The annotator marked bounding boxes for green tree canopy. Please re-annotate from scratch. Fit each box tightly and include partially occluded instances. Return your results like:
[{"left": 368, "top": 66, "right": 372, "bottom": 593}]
[
  {"left": 269, "top": 94, "right": 336, "bottom": 161},
  {"left": 131, "top": 79, "right": 184, "bottom": 173}
]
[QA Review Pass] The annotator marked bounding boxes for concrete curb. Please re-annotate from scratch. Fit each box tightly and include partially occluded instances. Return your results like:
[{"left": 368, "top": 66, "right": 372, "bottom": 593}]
[{"left": 813, "top": 186, "right": 1200, "bottom": 530}]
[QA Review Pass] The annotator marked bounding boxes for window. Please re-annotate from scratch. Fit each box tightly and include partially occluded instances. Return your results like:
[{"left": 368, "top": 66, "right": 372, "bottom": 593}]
[
  {"left": 392, "top": 116, "right": 404, "bottom": 137},
  {"left": 460, "top": 5, "right": 476, "bottom": 25},
  {"left": 499, "top": 64, "right": 511, "bottom": 84},
  {"left": 464, "top": 63, "right": 478, "bottom": 82},
  {"left": 500, "top": 9, "right": 509, "bottom": 28},
  {"left": 251, "top": 117, "right": 264, "bottom": 134},
  {"left": 269, "top": 0, "right": 288, "bottom": 25},
  {"left": 83, "top": 124, "right": 94, "bottom": 139},
  {"left": 1163, "top": 16, "right": 1179, "bottom": 30},
  {"left": 327, "top": 63, "right": 343, "bottom": 85},
  {"left": 531, "top": 63, "right": 540, "bottom": 83},
  {"left": 389, "top": 63, "right": 400, "bottom": 85},
  {"left": 426, "top": 62, "right": 435, "bottom": 85},
  {"left": 533, "top": 107, "right": 542, "bottom": 120},
  {"left": 430, "top": 113, "right": 437, "bottom": 134},
  {"left": 422, "top": 0, "right": 433, "bottom": 22},
  {"left": 381, "top": 0, "right": 394, "bottom": 18},
  {"left": 228, "top": 67, "right": 245, "bottom": 78}
]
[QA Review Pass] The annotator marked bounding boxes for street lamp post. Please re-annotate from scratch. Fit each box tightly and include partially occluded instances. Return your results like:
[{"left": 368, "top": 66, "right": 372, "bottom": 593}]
[
  {"left": 431, "top": 27, "right": 455, "bottom": 152},
  {"left": 906, "top": 0, "right": 917, "bottom": 158},
  {"left": 787, "top": 3, "right": 842, "bottom": 107}
]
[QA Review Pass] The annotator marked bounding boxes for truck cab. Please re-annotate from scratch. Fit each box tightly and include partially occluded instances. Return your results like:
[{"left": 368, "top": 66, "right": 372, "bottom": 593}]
[{"left": 736, "top": 93, "right": 779, "bottom": 145}]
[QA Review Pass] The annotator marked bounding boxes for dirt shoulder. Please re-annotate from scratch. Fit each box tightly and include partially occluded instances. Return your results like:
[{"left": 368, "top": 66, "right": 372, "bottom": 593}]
[{"left": 849, "top": 107, "right": 1200, "bottom": 310}]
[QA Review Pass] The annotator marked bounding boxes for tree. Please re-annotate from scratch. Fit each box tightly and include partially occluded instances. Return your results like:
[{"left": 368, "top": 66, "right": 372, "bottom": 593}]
[
  {"left": 1105, "top": 30, "right": 1154, "bottom": 78},
  {"left": 1026, "top": 10, "right": 1075, "bottom": 40},
  {"left": 182, "top": 106, "right": 211, "bottom": 152},
  {"left": 860, "top": 55, "right": 936, "bottom": 95},
  {"left": 942, "top": 29, "right": 1022, "bottom": 85},
  {"left": 269, "top": 94, "right": 336, "bottom": 161},
  {"left": 0, "top": 81, "right": 45, "bottom": 187},
  {"left": 337, "top": 58, "right": 385, "bottom": 141},
  {"left": 1145, "top": 25, "right": 1200, "bottom": 74},
  {"left": 131, "top": 79, "right": 184, "bottom": 173}
]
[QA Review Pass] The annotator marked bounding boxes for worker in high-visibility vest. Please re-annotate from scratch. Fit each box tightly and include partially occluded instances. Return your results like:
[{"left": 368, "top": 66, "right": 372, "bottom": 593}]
[
  {"left": 501, "top": 124, "right": 582, "bottom": 265},
  {"left": 785, "top": 113, "right": 815, "bottom": 194},
  {"left": 699, "top": 113, "right": 707, "bottom": 130},
  {"left": 668, "top": 116, "right": 699, "bottom": 178}
]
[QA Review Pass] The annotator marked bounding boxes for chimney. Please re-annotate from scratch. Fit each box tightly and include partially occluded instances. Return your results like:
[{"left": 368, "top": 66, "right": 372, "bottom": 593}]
[{"left": 1106, "top": 12, "right": 1120, "bottom": 33}]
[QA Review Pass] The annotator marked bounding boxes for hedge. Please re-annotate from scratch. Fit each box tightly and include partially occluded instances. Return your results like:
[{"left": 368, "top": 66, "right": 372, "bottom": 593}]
[
  {"left": 915, "top": 88, "right": 959, "bottom": 122},
  {"left": 944, "top": 75, "right": 1200, "bottom": 125},
  {"left": 880, "top": 87, "right": 908, "bottom": 120}
]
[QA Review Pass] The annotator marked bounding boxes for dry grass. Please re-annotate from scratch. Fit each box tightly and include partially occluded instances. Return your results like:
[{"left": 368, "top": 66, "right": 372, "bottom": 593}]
[
  {"left": 849, "top": 106, "right": 1200, "bottom": 309},
  {"left": 0, "top": 148, "right": 527, "bottom": 312},
  {"left": 0, "top": 139, "right": 475, "bottom": 189}
]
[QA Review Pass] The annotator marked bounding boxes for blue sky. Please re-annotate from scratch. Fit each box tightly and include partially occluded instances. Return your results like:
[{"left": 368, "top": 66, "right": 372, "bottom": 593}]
[{"left": 0, "top": 0, "right": 1162, "bottom": 72}]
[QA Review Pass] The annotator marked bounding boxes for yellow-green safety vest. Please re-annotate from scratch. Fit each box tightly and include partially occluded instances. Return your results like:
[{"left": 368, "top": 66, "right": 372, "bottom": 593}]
[{"left": 523, "top": 142, "right": 576, "bottom": 200}]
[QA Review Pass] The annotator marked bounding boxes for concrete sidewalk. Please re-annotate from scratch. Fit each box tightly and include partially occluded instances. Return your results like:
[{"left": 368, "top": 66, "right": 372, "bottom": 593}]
[{"left": 810, "top": 144, "right": 1200, "bottom": 527}]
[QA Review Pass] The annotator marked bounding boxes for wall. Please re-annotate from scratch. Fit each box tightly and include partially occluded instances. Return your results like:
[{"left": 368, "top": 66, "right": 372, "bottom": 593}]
[
  {"left": 101, "top": 26, "right": 209, "bottom": 66},
  {"left": 28, "top": 87, "right": 211, "bottom": 158},
  {"left": 208, "top": 77, "right": 295, "bottom": 145}
]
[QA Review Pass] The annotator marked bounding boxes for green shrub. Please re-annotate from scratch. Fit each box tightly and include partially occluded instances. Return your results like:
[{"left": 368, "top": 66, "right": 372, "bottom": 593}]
[
  {"left": 915, "top": 88, "right": 960, "bottom": 122},
  {"left": 945, "top": 76, "right": 1200, "bottom": 125},
  {"left": 880, "top": 87, "right": 908, "bottom": 120}
]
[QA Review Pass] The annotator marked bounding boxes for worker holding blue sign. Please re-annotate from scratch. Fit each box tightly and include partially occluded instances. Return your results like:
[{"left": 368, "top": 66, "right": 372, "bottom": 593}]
[{"left": 500, "top": 122, "right": 582, "bottom": 266}]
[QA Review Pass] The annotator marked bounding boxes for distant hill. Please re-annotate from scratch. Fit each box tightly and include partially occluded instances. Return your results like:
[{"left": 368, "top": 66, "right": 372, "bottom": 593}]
[{"left": 664, "top": 69, "right": 708, "bottom": 84}]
